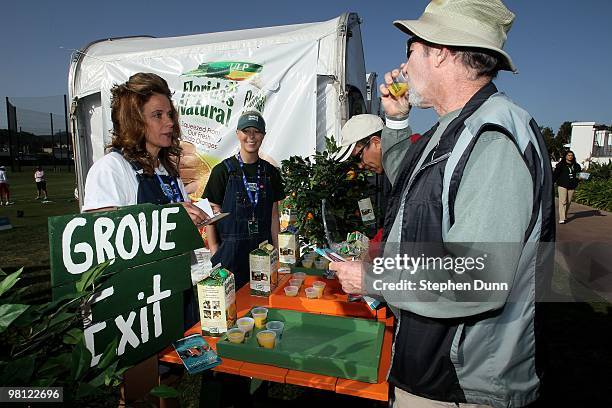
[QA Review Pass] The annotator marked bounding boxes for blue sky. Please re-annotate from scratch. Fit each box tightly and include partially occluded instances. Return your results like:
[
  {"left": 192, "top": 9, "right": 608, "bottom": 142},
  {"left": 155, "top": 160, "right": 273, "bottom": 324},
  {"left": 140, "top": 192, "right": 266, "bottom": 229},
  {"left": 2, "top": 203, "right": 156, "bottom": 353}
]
[{"left": 1, "top": 0, "right": 611, "bottom": 134}]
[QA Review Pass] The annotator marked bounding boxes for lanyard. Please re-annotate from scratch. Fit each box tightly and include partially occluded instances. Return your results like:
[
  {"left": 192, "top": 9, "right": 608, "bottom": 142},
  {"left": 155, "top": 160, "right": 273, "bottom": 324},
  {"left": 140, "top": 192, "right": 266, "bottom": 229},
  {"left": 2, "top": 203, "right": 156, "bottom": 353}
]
[
  {"left": 155, "top": 174, "right": 182, "bottom": 203},
  {"left": 236, "top": 154, "right": 260, "bottom": 216}
]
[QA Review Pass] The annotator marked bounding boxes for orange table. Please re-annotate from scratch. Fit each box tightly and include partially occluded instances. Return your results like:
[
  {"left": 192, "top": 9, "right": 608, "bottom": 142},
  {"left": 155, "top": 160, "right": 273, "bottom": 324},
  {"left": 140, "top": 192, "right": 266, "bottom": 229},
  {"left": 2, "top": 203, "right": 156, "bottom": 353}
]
[{"left": 159, "top": 280, "right": 394, "bottom": 401}]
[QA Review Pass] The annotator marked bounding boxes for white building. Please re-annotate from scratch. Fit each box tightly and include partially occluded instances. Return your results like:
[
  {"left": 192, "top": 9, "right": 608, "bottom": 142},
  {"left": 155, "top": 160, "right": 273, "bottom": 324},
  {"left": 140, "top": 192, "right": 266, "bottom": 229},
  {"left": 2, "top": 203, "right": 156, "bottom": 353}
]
[{"left": 570, "top": 122, "right": 612, "bottom": 167}]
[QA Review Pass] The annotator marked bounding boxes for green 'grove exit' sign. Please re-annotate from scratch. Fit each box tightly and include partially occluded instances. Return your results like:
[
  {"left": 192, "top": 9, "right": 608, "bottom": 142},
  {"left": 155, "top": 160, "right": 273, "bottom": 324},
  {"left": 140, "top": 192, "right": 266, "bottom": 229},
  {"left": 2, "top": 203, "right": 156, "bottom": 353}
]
[{"left": 48, "top": 203, "right": 203, "bottom": 366}]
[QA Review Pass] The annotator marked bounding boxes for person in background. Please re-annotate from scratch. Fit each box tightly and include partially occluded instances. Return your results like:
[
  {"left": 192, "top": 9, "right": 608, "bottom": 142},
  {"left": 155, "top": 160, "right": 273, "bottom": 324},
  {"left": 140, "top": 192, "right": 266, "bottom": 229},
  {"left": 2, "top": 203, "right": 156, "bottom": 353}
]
[
  {"left": 204, "top": 111, "right": 285, "bottom": 289},
  {"left": 34, "top": 166, "right": 48, "bottom": 200},
  {"left": 553, "top": 150, "right": 582, "bottom": 224},
  {"left": 82, "top": 72, "right": 209, "bottom": 329},
  {"left": 0, "top": 166, "right": 12, "bottom": 205},
  {"left": 330, "top": 0, "right": 555, "bottom": 407}
]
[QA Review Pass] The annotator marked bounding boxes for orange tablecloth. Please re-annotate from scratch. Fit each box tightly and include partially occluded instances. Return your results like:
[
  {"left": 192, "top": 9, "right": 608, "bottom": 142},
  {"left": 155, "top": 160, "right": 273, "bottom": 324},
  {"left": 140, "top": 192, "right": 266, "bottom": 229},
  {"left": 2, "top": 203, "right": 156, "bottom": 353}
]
[{"left": 159, "top": 281, "right": 394, "bottom": 401}]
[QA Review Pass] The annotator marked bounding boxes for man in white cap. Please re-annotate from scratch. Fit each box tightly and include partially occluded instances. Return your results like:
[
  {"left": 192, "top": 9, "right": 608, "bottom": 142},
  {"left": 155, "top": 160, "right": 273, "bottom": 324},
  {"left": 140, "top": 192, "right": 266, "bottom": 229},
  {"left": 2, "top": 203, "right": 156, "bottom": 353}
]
[
  {"left": 330, "top": 1, "right": 555, "bottom": 407},
  {"left": 338, "top": 113, "right": 416, "bottom": 187}
]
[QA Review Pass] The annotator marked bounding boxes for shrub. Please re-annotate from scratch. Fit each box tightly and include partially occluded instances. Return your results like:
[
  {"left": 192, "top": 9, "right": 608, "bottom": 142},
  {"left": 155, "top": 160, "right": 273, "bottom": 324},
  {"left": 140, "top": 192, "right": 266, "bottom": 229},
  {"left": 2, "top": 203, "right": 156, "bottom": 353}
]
[
  {"left": 0, "top": 263, "right": 128, "bottom": 403},
  {"left": 585, "top": 160, "right": 612, "bottom": 181},
  {"left": 574, "top": 179, "right": 612, "bottom": 212}
]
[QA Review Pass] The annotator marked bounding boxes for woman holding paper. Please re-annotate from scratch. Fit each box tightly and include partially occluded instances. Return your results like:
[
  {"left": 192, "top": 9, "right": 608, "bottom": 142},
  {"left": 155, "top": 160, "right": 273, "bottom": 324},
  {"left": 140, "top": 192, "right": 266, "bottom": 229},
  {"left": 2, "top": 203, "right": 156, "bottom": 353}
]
[
  {"left": 81, "top": 72, "right": 208, "bottom": 227},
  {"left": 81, "top": 72, "right": 209, "bottom": 329}
]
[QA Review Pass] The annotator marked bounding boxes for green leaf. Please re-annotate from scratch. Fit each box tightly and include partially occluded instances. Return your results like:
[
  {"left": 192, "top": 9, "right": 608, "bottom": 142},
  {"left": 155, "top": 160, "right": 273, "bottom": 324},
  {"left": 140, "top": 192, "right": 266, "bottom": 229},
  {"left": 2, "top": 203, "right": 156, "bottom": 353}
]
[
  {"left": 0, "top": 268, "right": 6, "bottom": 276},
  {"left": 0, "top": 268, "right": 24, "bottom": 297},
  {"left": 49, "top": 311, "right": 76, "bottom": 328},
  {"left": 97, "top": 338, "right": 118, "bottom": 370},
  {"left": 1, "top": 356, "right": 36, "bottom": 385},
  {"left": 88, "top": 360, "right": 117, "bottom": 388},
  {"left": 75, "top": 382, "right": 100, "bottom": 399},
  {"left": 31, "top": 377, "right": 57, "bottom": 387},
  {"left": 39, "top": 353, "right": 71, "bottom": 376},
  {"left": 11, "top": 303, "right": 42, "bottom": 328},
  {"left": 71, "top": 339, "right": 93, "bottom": 381},
  {"left": 150, "top": 384, "right": 180, "bottom": 399},
  {"left": 0, "top": 303, "right": 30, "bottom": 333},
  {"left": 75, "top": 261, "right": 110, "bottom": 293},
  {"left": 63, "top": 328, "right": 83, "bottom": 345}
]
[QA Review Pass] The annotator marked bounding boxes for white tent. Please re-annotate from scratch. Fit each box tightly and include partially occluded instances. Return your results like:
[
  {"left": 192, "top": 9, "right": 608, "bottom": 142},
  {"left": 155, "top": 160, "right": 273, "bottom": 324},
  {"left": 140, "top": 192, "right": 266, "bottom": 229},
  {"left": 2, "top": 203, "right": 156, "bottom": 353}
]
[{"left": 69, "top": 13, "right": 368, "bottom": 203}]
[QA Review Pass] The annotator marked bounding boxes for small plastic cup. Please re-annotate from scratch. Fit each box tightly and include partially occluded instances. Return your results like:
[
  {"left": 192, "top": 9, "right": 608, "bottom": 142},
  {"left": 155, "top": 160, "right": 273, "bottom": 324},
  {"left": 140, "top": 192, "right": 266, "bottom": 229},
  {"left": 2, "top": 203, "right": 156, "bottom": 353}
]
[
  {"left": 227, "top": 328, "right": 245, "bottom": 344},
  {"left": 237, "top": 317, "right": 255, "bottom": 337},
  {"left": 312, "top": 281, "right": 326, "bottom": 298},
  {"left": 265, "top": 321, "right": 285, "bottom": 340},
  {"left": 388, "top": 70, "right": 409, "bottom": 98},
  {"left": 292, "top": 272, "right": 306, "bottom": 281},
  {"left": 303, "top": 251, "right": 316, "bottom": 259},
  {"left": 314, "top": 257, "right": 329, "bottom": 270},
  {"left": 284, "top": 285, "right": 299, "bottom": 297},
  {"left": 305, "top": 287, "right": 318, "bottom": 299},
  {"left": 289, "top": 278, "right": 302, "bottom": 288},
  {"left": 252, "top": 307, "right": 268, "bottom": 329},
  {"left": 256, "top": 330, "right": 277, "bottom": 349},
  {"left": 302, "top": 258, "right": 314, "bottom": 268}
]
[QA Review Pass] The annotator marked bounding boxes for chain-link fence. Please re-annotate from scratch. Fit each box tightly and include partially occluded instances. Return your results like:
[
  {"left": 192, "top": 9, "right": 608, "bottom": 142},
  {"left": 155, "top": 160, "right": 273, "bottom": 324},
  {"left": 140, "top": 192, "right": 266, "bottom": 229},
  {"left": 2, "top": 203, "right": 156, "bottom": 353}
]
[{"left": 0, "top": 95, "right": 72, "bottom": 172}]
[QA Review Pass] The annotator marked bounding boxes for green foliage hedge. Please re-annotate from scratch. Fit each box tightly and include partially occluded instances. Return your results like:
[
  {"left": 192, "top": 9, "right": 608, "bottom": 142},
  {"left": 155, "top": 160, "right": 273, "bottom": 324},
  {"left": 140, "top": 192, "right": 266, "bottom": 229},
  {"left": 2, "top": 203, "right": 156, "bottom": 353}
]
[
  {"left": 573, "top": 162, "right": 612, "bottom": 212},
  {"left": 574, "top": 179, "right": 612, "bottom": 212}
]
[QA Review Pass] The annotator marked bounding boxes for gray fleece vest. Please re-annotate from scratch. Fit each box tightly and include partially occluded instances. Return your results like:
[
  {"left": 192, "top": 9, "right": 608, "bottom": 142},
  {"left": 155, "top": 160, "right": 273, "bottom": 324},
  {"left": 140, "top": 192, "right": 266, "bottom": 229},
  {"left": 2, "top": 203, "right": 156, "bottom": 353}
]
[{"left": 387, "top": 83, "right": 555, "bottom": 408}]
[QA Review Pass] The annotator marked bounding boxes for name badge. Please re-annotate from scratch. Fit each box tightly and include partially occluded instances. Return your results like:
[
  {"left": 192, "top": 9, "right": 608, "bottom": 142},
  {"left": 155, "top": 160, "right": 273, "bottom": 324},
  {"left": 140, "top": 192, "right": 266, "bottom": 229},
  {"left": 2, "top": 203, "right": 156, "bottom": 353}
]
[{"left": 248, "top": 219, "right": 259, "bottom": 235}]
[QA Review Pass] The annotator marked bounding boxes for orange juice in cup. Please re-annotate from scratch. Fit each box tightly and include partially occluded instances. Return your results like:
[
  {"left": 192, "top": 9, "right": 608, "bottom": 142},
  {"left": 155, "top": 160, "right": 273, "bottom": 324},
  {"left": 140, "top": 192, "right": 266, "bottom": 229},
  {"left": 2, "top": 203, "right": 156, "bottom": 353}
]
[
  {"left": 312, "top": 281, "right": 326, "bottom": 298},
  {"left": 252, "top": 307, "right": 268, "bottom": 329},
  {"left": 256, "top": 330, "right": 277, "bottom": 349},
  {"left": 227, "top": 328, "right": 245, "bottom": 344}
]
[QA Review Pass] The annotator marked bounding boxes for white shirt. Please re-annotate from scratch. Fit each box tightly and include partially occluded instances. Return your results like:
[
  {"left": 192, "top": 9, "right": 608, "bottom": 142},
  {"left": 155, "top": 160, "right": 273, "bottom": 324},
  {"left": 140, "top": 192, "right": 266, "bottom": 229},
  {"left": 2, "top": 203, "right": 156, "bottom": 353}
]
[
  {"left": 82, "top": 151, "right": 189, "bottom": 211},
  {"left": 0, "top": 170, "right": 6, "bottom": 183},
  {"left": 34, "top": 170, "right": 45, "bottom": 182}
]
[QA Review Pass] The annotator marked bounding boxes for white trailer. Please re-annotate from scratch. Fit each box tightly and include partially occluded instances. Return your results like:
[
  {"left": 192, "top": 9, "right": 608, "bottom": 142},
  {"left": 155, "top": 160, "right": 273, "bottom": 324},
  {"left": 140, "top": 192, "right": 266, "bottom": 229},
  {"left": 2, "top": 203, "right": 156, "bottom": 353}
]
[{"left": 68, "top": 13, "right": 369, "bottom": 205}]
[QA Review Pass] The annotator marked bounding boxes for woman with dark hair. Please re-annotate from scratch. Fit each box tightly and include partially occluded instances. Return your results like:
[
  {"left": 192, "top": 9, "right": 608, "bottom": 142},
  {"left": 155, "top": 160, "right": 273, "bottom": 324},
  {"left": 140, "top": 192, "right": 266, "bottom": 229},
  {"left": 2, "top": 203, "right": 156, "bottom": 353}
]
[{"left": 553, "top": 150, "right": 582, "bottom": 224}]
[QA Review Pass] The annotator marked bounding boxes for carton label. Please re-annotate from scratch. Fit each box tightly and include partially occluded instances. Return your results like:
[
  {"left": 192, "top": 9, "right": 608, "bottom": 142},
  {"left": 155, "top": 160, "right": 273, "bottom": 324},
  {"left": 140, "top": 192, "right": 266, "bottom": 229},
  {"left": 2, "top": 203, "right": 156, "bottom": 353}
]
[{"left": 197, "top": 272, "right": 236, "bottom": 336}]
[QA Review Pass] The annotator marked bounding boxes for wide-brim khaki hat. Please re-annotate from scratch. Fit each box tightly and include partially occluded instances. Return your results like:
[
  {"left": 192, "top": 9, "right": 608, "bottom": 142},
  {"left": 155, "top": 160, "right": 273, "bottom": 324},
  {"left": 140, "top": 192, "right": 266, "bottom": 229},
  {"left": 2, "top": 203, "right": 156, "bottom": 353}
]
[
  {"left": 334, "top": 114, "right": 384, "bottom": 162},
  {"left": 394, "top": 0, "right": 517, "bottom": 72}
]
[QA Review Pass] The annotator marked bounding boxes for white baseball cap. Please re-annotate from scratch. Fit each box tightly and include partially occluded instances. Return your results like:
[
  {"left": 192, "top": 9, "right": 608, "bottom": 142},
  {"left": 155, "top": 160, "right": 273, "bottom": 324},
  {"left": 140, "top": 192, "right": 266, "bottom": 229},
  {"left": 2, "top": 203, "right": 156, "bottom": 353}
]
[{"left": 335, "top": 114, "right": 384, "bottom": 162}]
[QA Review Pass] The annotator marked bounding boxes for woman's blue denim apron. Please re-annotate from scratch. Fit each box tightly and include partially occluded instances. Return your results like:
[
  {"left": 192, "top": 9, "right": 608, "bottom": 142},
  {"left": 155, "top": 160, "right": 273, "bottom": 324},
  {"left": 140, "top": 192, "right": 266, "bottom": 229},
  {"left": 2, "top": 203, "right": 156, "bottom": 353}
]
[
  {"left": 120, "top": 153, "right": 199, "bottom": 330},
  {"left": 211, "top": 158, "right": 274, "bottom": 289}
]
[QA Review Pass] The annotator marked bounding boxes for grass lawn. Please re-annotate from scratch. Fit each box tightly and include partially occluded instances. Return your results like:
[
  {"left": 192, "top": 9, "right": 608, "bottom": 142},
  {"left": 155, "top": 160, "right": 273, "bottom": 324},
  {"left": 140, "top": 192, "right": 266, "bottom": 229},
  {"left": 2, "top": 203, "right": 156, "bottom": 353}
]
[
  {"left": 0, "top": 167, "right": 611, "bottom": 405},
  {"left": 0, "top": 166, "right": 79, "bottom": 302}
]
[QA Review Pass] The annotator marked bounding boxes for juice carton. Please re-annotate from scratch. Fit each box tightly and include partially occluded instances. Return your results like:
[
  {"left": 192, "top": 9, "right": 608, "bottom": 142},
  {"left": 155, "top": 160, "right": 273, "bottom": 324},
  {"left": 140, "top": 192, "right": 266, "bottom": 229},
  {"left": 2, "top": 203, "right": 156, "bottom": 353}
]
[
  {"left": 249, "top": 241, "right": 279, "bottom": 296},
  {"left": 197, "top": 265, "right": 237, "bottom": 337}
]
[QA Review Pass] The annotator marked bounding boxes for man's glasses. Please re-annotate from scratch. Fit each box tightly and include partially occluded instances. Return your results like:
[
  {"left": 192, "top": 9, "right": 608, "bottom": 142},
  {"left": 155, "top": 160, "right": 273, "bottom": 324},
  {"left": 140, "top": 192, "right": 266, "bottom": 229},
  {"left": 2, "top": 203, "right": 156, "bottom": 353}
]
[{"left": 354, "top": 138, "right": 371, "bottom": 162}]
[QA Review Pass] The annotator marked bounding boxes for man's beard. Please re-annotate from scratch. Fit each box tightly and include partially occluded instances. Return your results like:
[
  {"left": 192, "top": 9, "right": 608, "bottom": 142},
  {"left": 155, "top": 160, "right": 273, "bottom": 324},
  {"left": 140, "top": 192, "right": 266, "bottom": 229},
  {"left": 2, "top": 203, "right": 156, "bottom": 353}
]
[{"left": 408, "top": 89, "right": 425, "bottom": 108}]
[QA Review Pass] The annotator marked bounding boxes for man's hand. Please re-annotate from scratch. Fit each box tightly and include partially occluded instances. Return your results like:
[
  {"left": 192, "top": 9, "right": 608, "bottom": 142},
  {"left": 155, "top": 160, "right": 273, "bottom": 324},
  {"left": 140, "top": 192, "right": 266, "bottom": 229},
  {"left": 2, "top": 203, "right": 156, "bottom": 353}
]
[
  {"left": 180, "top": 202, "right": 210, "bottom": 226},
  {"left": 379, "top": 66, "right": 411, "bottom": 118},
  {"left": 329, "top": 261, "right": 366, "bottom": 295}
]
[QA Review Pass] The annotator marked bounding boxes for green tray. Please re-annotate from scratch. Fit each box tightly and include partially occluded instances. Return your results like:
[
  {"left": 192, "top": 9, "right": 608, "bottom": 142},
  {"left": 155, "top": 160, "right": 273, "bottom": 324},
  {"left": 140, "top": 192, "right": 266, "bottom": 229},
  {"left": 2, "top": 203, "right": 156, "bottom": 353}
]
[{"left": 216, "top": 308, "right": 384, "bottom": 383}]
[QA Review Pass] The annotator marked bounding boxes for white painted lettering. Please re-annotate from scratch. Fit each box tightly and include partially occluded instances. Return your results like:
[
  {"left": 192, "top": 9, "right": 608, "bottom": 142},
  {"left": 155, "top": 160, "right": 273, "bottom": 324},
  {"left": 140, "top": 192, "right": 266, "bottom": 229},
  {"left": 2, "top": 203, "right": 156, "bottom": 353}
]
[
  {"left": 115, "top": 214, "right": 139, "bottom": 260},
  {"left": 62, "top": 217, "right": 94, "bottom": 275},
  {"left": 93, "top": 217, "right": 116, "bottom": 264},
  {"left": 159, "top": 207, "right": 179, "bottom": 251}
]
